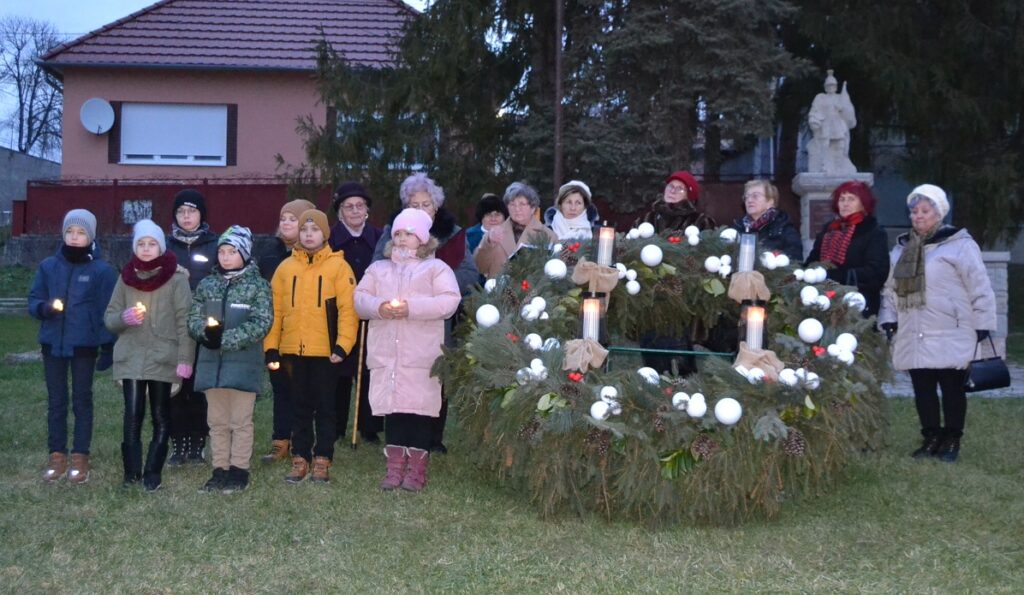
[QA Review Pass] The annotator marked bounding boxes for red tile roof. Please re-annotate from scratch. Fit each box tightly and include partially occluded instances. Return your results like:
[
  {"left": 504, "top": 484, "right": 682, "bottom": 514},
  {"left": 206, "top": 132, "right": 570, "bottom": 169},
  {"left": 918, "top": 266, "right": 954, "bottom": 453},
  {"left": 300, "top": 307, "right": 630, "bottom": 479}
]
[{"left": 41, "top": 0, "right": 416, "bottom": 73}]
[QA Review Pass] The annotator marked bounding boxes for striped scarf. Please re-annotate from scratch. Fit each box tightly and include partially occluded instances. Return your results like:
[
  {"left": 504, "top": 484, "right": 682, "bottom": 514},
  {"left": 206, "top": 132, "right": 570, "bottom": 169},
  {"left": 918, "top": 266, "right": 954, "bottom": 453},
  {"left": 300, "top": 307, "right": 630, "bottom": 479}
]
[{"left": 819, "top": 212, "right": 864, "bottom": 266}]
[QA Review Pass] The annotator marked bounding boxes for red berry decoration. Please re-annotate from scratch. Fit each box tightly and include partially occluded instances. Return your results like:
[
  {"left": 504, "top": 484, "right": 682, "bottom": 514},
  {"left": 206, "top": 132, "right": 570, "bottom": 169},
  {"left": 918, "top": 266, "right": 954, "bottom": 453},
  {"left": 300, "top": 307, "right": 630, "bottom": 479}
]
[
  {"left": 568, "top": 372, "right": 584, "bottom": 382},
  {"left": 825, "top": 290, "right": 836, "bottom": 299},
  {"left": 521, "top": 280, "right": 531, "bottom": 291},
  {"left": 812, "top": 345, "right": 826, "bottom": 357},
  {"left": 568, "top": 242, "right": 581, "bottom": 252},
  {"left": 668, "top": 236, "right": 682, "bottom": 244},
  {"left": 506, "top": 333, "right": 519, "bottom": 342}
]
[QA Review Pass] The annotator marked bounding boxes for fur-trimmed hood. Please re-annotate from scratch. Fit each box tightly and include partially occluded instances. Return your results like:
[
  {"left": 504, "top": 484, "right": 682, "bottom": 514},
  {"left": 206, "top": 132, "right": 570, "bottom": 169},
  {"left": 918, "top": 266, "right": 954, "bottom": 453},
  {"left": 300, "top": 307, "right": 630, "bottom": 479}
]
[{"left": 382, "top": 236, "right": 440, "bottom": 260}]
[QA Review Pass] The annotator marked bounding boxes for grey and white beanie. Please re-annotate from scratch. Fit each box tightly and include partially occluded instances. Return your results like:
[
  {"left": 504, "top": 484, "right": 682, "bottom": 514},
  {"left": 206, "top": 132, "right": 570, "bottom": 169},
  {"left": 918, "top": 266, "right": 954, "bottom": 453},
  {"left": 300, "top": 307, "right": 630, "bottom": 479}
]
[{"left": 218, "top": 225, "right": 254, "bottom": 263}]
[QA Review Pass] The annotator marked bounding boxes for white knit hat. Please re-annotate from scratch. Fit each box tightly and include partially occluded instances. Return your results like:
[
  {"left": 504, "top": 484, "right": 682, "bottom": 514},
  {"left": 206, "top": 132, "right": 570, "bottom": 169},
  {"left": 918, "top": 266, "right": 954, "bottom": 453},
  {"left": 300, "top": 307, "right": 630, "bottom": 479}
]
[
  {"left": 557, "top": 180, "right": 592, "bottom": 203},
  {"left": 132, "top": 219, "right": 166, "bottom": 254},
  {"left": 907, "top": 184, "right": 949, "bottom": 219}
]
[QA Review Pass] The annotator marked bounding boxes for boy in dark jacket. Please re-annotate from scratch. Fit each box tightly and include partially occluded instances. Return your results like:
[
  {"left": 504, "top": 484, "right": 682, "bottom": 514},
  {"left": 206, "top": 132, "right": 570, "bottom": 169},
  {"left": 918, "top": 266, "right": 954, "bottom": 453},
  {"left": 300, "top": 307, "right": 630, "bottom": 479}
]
[
  {"left": 29, "top": 209, "right": 117, "bottom": 484},
  {"left": 188, "top": 226, "right": 273, "bottom": 492}
]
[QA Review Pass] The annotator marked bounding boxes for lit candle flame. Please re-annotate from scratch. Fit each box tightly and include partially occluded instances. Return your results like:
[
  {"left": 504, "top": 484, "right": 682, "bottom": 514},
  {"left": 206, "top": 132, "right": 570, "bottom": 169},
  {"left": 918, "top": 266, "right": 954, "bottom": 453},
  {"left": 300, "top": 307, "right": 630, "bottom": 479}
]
[
  {"left": 52, "top": 299, "right": 64, "bottom": 312},
  {"left": 206, "top": 317, "right": 219, "bottom": 327},
  {"left": 268, "top": 361, "right": 280, "bottom": 371},
  {"left": 390, "top": 299, "right": 401, "bottom": 308},
  {"left": 135, "top": 302, "right": 146, "bottom": 313}
]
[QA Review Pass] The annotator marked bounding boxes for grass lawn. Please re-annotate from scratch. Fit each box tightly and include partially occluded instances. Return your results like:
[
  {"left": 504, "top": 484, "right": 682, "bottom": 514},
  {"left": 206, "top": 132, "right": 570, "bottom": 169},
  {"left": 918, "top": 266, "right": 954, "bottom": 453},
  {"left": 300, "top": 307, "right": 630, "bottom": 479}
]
[
  {"left": 1, "top": 314, "right": 1023, "bottom": 593},
  {"left": 0, "top": 265, "right": 34, "bottom": 298}
]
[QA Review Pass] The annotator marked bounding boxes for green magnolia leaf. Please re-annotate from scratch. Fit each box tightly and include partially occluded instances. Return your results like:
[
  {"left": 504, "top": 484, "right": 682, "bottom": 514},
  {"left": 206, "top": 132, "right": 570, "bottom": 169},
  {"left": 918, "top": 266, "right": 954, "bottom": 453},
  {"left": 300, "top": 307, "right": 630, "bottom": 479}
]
[
  {"left": 537, "top": 393, "right": 552, "bottom": 411},
  {"left": 660, "top": 263, "right": 677, "bottom": 276},
  {"left": 702, "top": 278, "right": 726, "bottom": 296},
  {"left": 500, "top": 388, "right": 517, "bottom": 409}
]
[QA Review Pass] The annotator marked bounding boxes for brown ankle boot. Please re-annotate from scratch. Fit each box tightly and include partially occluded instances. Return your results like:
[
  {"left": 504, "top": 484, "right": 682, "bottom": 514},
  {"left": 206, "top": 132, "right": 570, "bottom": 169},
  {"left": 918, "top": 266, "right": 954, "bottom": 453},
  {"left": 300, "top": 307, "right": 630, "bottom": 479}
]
[
  {"left": 67, "top": 453, "right": 91, "bottom": 485},
  {"left": 380, "top": 445, "right": 407, "bottom": 491},
  {"left": 284, "top": 456, "right": 309, "bottom": 484},
  {"left": 310, "top": 456, "right": 332, "bottom": 483},
  {"left": 401, "top": 448, "right": 430, "bottom": 492},
  {"left": 43, "top": 452, "right": 68, "bottom": 483},
  {"left": 261, "top": 439, "right": 290, "bottom": 464}
]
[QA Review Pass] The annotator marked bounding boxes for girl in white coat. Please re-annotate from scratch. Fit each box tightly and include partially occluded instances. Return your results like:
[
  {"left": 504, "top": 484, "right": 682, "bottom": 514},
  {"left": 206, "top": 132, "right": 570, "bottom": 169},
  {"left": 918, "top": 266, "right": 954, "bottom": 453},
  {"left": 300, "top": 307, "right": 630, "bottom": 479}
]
[{"left": 355, "top": 208, "right": 460, "bottom": 491}]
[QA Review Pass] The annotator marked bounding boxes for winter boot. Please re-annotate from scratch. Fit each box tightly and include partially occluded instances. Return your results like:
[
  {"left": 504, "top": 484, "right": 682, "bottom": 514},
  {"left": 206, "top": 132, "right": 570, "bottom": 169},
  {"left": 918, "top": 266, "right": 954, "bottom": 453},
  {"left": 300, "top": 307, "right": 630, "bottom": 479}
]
[
  {"left": 142, "top": 439, "right": 169, "bottom": 492},
  {"left": 310, "top": 456, "right": 332, "bottom": 483},
  {"left": 261, "top": 439, "right": 290, "bottom": 464},
  {"left": 284, "top": 456, "right": 309, "bottom": 484},
  {"left": 121, "top": 442, "right": 142, "bottom": 487},
  {"left": 222, "top": 466, "right": 250, "bottom": 493},
  {"left": 167, "top": 436, "right": 188, "bottom": 467},
  {"left": 911, "top": 428, "right": 942, "bottom": 459},
  {"left": 937, "top": 430, "right": 962, "bottom": 463},
  {"left": 380, "top": 445, "right": 407, "bottom": 491},
  {"left": 67, "top": 453, "right": 91, "bottom": 485},
  {"left": 200, "top": 468, "right": 229, "bottom": 492},
  {"left": 186, "top": 433, "right": 207, "bottom": 465},
  {"left": 400, "top": 448, "right": 430, "bottom": 492},
  {"left": 42, "top": 452, "right": 68, "bottom": 483}
]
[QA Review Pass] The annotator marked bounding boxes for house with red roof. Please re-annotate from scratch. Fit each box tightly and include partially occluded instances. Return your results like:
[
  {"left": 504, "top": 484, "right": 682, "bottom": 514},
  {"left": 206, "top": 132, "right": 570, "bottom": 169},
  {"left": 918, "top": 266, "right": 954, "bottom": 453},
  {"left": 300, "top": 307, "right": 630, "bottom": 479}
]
[{"left": 10, "top": 0, "right": 413, "bottom": 243}]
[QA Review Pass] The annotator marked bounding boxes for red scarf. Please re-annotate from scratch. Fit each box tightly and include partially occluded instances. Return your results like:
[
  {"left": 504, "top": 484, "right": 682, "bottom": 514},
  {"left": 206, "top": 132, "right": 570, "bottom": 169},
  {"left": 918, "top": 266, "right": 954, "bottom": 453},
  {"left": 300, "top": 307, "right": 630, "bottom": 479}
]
[
  {"left": 121, "top": 251, "right": 178, "bottom": 292},
  {"left": 819, "top": 212, "right": 864, "bottom": 266}
]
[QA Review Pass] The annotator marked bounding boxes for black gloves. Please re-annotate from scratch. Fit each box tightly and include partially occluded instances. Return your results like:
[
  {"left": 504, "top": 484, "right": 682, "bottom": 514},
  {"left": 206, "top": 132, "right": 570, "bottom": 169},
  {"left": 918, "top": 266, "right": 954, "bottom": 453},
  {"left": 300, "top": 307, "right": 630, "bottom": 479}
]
[
  {"left": 37, "top": 302, "right": 58, "bottom": 319},
  {"left": 881, "top": 322, "right": 897, "bottom": 342},
  {"left": 96, "top": 344, "right": 114, "bottom": 371},
  {"left": 201, "top": 323, "right": 224, "bottom": 350},
  {"left": 331, "top": 345, "right": 348, "bottom": 361},
  {"left": 976, "top": 329, "right": 991, "bottom": 342},
  {"left": 265, "top": 349, "right": 281, "bottom": 365}
]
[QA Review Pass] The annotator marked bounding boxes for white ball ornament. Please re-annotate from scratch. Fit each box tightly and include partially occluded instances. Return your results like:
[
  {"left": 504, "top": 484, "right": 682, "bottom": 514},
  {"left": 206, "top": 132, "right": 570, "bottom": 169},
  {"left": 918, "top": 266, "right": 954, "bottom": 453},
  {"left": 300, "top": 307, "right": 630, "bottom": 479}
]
[
  {"left": 610, "top": 403, "right": 622, "bottom": 416},
  {"left": 483, "top": 279, "right": 497, "bottom": 293},
  {"left": 704, "top": 256, "right": 722, "bottom": 273},
  {"left": 837, "top": 350, "right": 855, "bottom": 365},
  {"left": 625, "top": 280, "right": 641, "bottom": 295},
  {"left": 625, "top": 269, "right": 638, "bottom": 281},
  {"left": 637, "top": 367, "right": 660, "bottom": 384},
  {"left": 552, "top": 243, "right": 563, "bottom": 254},
  {"left": 540, "top": 312, "right": 550, "bottom": 320},
  {"left": 714, "top": 398, "right": 743, "bottom": 425},
  {"left": 799, "top": 286, "right": 820, "bottom": 304},
  {"left": 718, "top": 264, "right": 732, "bottom": 278},
  {"left": 719, "top": 228, "right": 738, "bottom": 243},
  {"left": 720, "top": 255, "right": 732, "bottom": 266},
  {"left": 805, "top": 372, "right": 821, "bottom": 390},
  {"left": 797, "top": 318, "right": 825, "bottom": 343},
  {"left": 687, "top": 234, "right": 700, "bottom": 246},
  {"left": 775, "top": 254, "right": 791, "bottom": 268},
  {"left": 640, "top": 244, "right": 664, "bottom": 267},
  {"left": 843, "top": 291, "right": 867, "bottom": 312},
  {"left": 761, "top": 252, "right": 778, "bottom": 270},
  {"left": 637, "top": 222, "right": 656, "bottom": 239},
  {"left": 811, "top": 267, "right": 828, "bottom": 283},
  {"left": 671, "top": 392, "right": 690, "bottom": 410},
  {"left": 683, "top": 225, "right": 700, "bottom": 237},
  {"left": 541, "top": 337, "right": 561, "bottom": 352},
  {"left": 521, "top": 305, "right": 540, "bottom": 321},
  {"left": 826, "top": 343, "right": 841, "bottom": 357},
  {"left": 747, "top": 367, "right": 766, "bottom": 383},
  {"left": 530, "top": 358, "right": 545, "bottom": 372},
  {"left": 590, "top": 401, "right": 611, "bottom": 421},
  {"left": 815, "top": 295, "right": 831, "bottom": 311},
  {"left": 524, "top": 333, "right": 543, "bottom": 350},
  {"left": 475, "top": 304, "right": 500, "bottom": 328},
  {"left": 835, "top": 333, "right": 859, "bottom": 353},
  {"left": 543, "top": 258, "right": 568, "bottom": 279},
  {"left": 615, "top": 263, "right": 628, "bottom": 279},
  {"left": 600, "top": 386, "right": 619, "bottom": 403},
  {"left": 530, "top": 296, "right": 547, "bottom": 312},
  {"left": 778, "top": 368, "right": 799, "bottom": 386},
  {"left": 686, "top": 396, "right": 707, "bottom": 418},
  {"left": 626, "top": 228, "right": 640, "bottom": 240},
  {"left": 794, "top": 269, "right": 806, "bottom": 281}
]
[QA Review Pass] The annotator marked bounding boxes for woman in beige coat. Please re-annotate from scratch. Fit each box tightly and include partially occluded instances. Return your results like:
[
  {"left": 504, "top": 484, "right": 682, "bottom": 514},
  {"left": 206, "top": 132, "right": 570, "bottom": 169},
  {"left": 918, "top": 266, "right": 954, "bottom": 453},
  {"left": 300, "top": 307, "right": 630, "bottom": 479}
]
[
  {"left": 473, "top": 181, "right": 557, "bottom": 278},
  {"left": 878, "top": 184, "right": 996, "bottom": 463}
]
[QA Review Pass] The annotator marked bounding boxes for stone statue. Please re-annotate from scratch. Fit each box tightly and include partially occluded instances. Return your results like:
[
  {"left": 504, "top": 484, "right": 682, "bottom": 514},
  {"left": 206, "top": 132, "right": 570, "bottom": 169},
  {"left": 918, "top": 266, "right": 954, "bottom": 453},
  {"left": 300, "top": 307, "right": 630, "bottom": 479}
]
[{"left": 807, "top": 70, "right": 857, "bottom": 175}]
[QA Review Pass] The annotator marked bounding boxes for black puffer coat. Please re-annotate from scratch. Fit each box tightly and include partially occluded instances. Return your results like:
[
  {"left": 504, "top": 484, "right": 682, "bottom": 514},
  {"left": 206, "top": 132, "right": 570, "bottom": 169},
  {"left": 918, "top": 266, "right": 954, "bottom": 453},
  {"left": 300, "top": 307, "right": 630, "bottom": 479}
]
[{"left": 806, "top": 215, "right": 890, "bottom": 317}]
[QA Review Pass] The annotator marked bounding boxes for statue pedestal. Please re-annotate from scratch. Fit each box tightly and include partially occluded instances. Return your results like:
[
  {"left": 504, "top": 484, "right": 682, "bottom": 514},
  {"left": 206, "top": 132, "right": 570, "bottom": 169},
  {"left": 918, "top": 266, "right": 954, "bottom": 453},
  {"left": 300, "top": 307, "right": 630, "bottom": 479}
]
[{"left": 792, "top": 172, "right": 874, "bottom": 258}]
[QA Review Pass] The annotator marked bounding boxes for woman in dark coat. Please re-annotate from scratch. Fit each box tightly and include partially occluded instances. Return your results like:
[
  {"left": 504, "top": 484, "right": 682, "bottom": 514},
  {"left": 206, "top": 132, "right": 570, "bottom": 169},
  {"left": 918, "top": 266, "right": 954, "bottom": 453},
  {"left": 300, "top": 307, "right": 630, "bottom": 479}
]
[
  {"left": 635, "top": 170, "right": 716, "bottom": 233},
  {"left": 731, "top": 179, "right": 803, "bottom": 261},
  {"left": 329, "top": 182, "right": 385, "bottom": 444},
  {"left": 806, "top": 180, "right": 890, "bottom": 318}
]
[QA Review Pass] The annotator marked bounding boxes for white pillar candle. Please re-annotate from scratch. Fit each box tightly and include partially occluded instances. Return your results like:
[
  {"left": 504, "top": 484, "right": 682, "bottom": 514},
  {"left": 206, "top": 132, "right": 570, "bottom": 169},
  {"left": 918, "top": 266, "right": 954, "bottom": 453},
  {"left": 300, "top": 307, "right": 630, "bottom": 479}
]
[
  {"left": 582, "top": 297, "right": 601, "bottom": 341},
  {"left": 596, "top": 225, "right": 615, "bottom": 266},
  {"left": 738, "top": 234, "right": 757, "bottom": 272},
  {"left": 745, "top": 305, "right": 765, "bottom": 351}
]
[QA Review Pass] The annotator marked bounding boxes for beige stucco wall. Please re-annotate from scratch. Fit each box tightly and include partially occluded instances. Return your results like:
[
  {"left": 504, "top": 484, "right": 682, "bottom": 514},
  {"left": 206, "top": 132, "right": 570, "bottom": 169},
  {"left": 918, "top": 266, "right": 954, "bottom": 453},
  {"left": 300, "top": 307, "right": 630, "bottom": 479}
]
[{"left": 60, "top": 68, "right": 323, "bottom": 179}]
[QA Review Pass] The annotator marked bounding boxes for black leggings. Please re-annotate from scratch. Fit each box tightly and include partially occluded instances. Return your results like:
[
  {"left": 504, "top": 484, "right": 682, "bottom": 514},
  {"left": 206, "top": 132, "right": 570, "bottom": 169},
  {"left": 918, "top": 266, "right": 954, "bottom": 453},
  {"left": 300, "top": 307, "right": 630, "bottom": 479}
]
[
  {"left": 909, "top": 368, "right": 969, "bottom": 434},
  {"left": 385, "top": 413, "right": 433, "bottom": 450},
  {"left": 123, "top": 380, "right": 171, "bottom": 449}
]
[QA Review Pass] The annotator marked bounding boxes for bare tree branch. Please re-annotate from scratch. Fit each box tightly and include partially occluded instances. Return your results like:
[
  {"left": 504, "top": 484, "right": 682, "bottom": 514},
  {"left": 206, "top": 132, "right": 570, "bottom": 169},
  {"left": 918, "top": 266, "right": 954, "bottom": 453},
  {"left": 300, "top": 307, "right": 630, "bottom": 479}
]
[{"left": 0, "top": 16, "right": 65, "bottom": 159}]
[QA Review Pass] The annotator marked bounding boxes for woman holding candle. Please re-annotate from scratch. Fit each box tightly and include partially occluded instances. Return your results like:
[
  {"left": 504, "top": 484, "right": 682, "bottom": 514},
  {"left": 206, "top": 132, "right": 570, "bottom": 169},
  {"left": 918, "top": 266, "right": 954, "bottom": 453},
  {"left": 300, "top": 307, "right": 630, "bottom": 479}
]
[
  {"left": 474, "top": 181, "right": 558, "bottom": 278},
  {"left": 188, "top": 226, "right": 273, "bottom": 492},
  {"left": 256, "top": 198, "right": 316, "bottom": 463},
  {"left": 878, "top": 184, "right": 995, "bottom": 462},
  {"left": 29, "top": 209, "right": 118, "bottom": 484},
  {"left": 355, "top": 208, "right": 461, "bottom": 491},
  {"left": 543, "top": 180, "right": 601, "bottom": 241},
  {"left": 329, "top": 182, "right": 385, "bottom": 446},
  {"left": 264, "top": 209, "right": 359, "bottom": 484},
  {"left": 105, "top": 220, "right": 195, "bottom": 491},
  {"left": 806, "top": 181, "right": 890, "bottom": 317},
  {"left": 635, "top": 171, "right": 715, "bottom": 233},
  {"left": 731, "top": 179, "right": 803, "bottom": 261}
]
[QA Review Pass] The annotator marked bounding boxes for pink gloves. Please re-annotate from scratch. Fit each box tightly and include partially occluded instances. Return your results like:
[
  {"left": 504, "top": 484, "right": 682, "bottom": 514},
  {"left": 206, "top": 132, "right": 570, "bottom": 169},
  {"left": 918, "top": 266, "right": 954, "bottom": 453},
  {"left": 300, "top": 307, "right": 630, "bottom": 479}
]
[
  {"left": 176, "top": 364, "right": 193, "bottom": 379},
  {"left": 121, "top": 307, "right": 144, "bottom": 326}
]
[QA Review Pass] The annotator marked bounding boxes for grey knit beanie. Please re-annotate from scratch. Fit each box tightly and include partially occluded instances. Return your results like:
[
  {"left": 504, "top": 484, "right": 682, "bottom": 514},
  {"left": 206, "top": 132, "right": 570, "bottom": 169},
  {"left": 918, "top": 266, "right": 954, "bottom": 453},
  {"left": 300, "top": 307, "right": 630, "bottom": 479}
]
[{"left": 63, "top": 209, "right": 97, "bottom": 243}]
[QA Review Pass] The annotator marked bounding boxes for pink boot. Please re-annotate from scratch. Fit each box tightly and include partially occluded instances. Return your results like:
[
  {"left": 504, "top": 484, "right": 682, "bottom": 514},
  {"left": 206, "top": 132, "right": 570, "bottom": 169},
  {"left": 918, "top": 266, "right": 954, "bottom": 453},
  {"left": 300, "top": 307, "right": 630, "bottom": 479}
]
[
  {"left": 380, "top": 445, "right": 407, "bottom": 491},
  {"left": 401, "top": 447, "right": 430, "bottom": 492}
]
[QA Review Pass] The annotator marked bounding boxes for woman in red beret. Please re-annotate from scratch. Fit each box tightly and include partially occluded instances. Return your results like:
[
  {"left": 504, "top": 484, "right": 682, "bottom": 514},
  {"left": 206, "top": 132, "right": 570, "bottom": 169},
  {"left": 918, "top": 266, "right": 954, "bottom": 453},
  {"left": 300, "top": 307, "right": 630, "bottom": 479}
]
[{"left": 635, "top": 170, "right": 716, "bottom": 233}]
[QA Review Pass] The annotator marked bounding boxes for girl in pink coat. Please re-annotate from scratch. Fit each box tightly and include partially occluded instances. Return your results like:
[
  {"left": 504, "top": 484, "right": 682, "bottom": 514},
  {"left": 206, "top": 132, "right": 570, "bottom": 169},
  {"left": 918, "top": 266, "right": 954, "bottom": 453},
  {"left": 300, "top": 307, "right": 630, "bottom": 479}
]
[{"left": 355, "top": 208, "right": 461, "bottom": 491}]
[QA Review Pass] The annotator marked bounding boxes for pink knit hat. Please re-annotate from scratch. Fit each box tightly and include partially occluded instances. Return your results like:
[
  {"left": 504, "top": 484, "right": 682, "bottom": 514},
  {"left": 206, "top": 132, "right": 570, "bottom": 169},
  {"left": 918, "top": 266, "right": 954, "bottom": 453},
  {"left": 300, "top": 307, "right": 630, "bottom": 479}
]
[{"left": 392, "top": 208, "right": 433, "bottom": 243}]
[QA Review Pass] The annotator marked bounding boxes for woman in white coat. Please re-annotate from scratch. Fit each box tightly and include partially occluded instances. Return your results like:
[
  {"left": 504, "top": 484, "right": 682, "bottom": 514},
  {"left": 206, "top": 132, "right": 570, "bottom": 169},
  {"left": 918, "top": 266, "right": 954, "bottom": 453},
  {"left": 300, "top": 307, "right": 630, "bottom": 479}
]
[{"left": 878, "top": 184, "right": 996, "bottom": 462}]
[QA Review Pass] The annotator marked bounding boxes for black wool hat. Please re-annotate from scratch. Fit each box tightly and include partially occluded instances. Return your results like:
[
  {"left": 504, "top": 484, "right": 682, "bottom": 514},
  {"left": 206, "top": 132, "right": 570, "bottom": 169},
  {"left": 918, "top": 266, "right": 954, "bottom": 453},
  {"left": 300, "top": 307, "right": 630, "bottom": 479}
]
[
  {"left": 331, "top": 182, "right": 372, "bottom": 213},
  {"left": 474, "top": 193, "right": 508, "bottom": 224},
  {"left": 173, "top": 189, "right": 208, "bottom": 223}
]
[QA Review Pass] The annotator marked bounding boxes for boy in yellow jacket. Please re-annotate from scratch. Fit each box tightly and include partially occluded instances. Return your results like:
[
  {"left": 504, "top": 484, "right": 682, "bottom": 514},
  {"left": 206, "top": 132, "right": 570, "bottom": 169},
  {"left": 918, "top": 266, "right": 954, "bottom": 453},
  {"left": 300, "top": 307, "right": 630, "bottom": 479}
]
[{"left": 264, "top": 209, "right": 358, "bottom": 483}]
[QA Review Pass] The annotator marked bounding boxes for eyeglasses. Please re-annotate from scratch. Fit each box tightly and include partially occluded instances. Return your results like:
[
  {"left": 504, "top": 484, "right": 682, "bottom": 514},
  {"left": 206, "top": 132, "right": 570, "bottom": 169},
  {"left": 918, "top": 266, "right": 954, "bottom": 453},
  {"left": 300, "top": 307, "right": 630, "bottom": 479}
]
[
  {"left": 744, "top": 192, "right": 766, "bottom": 200},
  {"left": 340, "top": 203, "right": 367, "bottom": 212},
  {"left": 666, "top": 184, "right": 687, "bottom": 194}
]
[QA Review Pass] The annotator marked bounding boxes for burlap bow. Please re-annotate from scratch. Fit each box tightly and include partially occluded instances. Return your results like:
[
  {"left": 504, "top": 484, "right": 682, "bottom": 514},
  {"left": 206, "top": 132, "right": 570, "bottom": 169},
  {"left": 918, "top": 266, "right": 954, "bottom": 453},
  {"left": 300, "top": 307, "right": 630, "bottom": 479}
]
[
  {"left": 572, "top": 258, "right": 620, "bottom": 293},
  {"left": 562, "top": 338, "right": 609, "bottom": 372},
  {"left": 733, "top": 341, "right": 785, "bottom": 381},
  {"left": 727, "top": 271, "right": 771, "bottom": 304}
]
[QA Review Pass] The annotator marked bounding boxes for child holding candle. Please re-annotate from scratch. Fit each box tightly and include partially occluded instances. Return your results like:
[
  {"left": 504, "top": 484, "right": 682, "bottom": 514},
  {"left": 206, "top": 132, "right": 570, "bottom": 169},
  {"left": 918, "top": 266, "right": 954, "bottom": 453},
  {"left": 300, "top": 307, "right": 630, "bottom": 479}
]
[
  {"left": 355, "top": 208, "right": 461, "bottom": 491},
  {"left": 187, "top": 226, "right": 272, "bottom": 492},
  {"left": 104, "top": 220, "right": 195, "bottom": 491},
  {"left": 264, "top": 209, "right": 359, "bottom": 484},
  {"left": 29, "top": 209, "right": 118, "bottom": 484}
]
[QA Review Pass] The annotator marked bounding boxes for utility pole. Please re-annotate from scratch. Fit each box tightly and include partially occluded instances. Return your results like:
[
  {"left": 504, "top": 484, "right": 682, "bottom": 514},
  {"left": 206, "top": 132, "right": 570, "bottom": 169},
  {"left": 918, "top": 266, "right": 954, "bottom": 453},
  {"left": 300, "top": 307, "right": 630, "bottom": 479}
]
[{"left": 553, "top": 0, "right": 564, "bottom": 196}]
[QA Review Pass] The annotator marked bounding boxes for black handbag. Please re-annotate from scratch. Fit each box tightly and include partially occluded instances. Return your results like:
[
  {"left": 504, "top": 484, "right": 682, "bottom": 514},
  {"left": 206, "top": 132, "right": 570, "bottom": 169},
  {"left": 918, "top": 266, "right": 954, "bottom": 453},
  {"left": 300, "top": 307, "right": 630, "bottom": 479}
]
[{"left": 964, "top": 336, "right": 1011, "bottom": 393}]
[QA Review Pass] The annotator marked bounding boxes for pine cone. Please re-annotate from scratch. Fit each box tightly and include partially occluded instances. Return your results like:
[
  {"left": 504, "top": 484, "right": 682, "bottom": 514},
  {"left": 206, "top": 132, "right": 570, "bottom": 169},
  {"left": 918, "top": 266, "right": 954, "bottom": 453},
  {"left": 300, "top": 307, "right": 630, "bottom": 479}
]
[
  {"left": 831, "top": 402, "right": 853, "bottom": 417},
  {"left": 690, "top": 433, "right": 719, "bottom": 460},
  {"left": 783, "top": 428, "right": 807, "bottom": 457},
  {"left": 501, "top": 286, "right": 518, "bottom": 306},
  {"left": 653, "top": 415, "right": 667, "bottom": 433},
  {"left": 560, "top": 382, "right": 584, "bottom": 402},
  {"left": 518, "top": 418, "right": 541, "bottom": 441},
  {"left": 585, "top": 428, "right": 612, "bottom": 456},
  {"left": 560, "top": 250, "right": 580, "bottom": 266}
]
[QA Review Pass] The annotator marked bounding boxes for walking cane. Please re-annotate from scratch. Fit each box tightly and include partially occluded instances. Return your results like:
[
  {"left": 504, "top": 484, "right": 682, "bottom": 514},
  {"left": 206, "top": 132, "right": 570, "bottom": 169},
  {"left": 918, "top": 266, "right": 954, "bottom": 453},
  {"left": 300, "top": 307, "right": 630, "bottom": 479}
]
[{"left": 350, "top": 320, "right": 368, "bottom": 449}]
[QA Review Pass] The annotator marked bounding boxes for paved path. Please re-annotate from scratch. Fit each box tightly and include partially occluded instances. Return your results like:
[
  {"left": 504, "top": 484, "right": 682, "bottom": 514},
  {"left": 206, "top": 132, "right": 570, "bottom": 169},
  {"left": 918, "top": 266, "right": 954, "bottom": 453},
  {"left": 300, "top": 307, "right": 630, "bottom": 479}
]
[{"left": 883, "top": 365, "right": 1024, "bottom": 398}]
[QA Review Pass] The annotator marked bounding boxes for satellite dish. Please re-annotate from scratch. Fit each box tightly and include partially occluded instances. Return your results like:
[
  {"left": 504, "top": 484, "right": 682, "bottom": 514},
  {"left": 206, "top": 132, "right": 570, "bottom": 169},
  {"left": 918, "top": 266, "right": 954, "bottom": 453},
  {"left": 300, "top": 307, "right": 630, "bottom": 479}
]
[{"left": 80, "top": 98, "right": 115, "bottom": 135}]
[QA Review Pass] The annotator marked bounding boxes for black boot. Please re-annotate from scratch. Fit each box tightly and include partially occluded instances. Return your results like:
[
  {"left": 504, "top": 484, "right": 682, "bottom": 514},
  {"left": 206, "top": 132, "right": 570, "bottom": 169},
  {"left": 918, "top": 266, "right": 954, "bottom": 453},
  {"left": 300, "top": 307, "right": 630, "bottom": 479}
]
[
  {"left": 200, "top": 468, "right": 228, "bottom": 493},
  {"left": 186, "top": 433, "right": 207, "bottom": 465},
  {"left": 937, "top": 429, "right": 962, "bottom": 463},
  {"left": 143, "top": 439, "right": 169, "bottom": 492},
  {"left": 167, "top": 435, "right": 188, "bottom": 467},
  {"left": 121, "top": 442, "right": 142, "bottom": 487},
  {"left": 222, "top": 466, "right": 250, "bottom": 493},
  {"left": 911, "top": 428, "right": 942, "bottom": 459}
]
